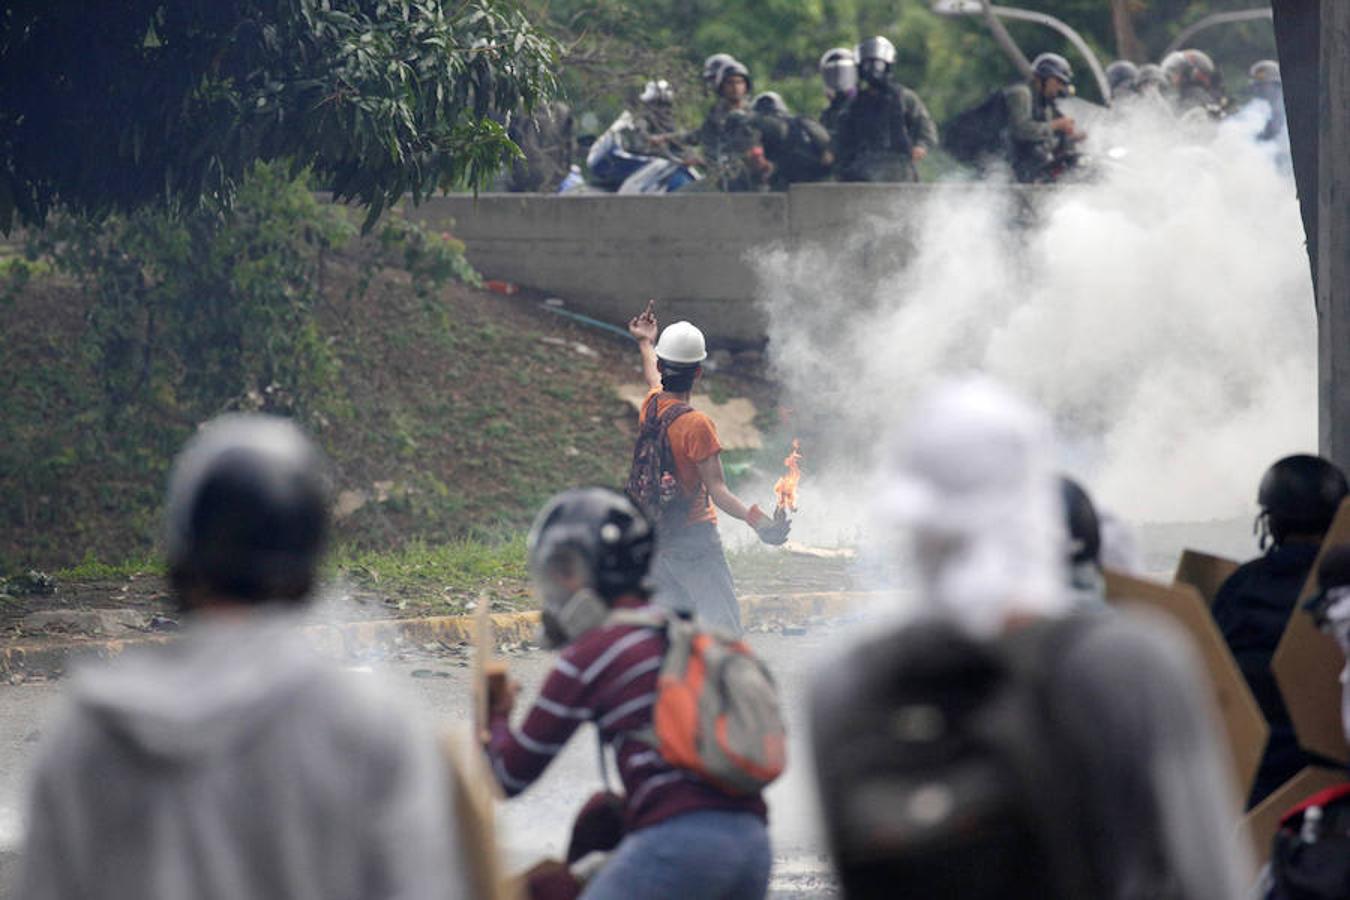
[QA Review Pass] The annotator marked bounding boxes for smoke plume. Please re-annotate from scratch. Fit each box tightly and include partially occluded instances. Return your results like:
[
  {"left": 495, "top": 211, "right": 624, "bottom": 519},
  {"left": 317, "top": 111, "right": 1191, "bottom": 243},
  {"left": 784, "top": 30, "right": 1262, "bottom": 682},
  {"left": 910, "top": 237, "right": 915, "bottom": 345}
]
[{"left": 753, "top": 101, "right": 1314, "bottom": 544}]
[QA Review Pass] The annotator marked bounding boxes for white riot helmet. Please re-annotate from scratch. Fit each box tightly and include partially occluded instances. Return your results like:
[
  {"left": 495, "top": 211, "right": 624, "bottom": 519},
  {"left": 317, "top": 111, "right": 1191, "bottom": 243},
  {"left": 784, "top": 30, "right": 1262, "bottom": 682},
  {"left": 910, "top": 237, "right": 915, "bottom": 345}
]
[
  {"left": 879, "top": 377, "right": 1068, "bottom": 639},
  {"left": 751, "top": 91, "right": 789, "bottom": 116},
  {"left": 654, "top": 321, "right": 707, "bottom": 364},
  {"left": 702, "top": 53, "right": 737, "bottom": 92},
  {"left": 640, "top": 79, "right": 675, "bottom": 105},
  {"left": 856, "top": 36, "right": 896, "bottom": 84},
  {"left": 820, "top": 47, "right": 858, "bottom": 96}
]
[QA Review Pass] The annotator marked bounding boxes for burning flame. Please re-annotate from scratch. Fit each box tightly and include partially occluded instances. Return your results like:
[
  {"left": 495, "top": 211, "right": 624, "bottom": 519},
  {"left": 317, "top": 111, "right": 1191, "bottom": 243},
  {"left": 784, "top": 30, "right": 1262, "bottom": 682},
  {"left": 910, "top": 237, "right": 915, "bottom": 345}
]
[{"left": 773, "top": 439, "right": 802, "bottom": 514}]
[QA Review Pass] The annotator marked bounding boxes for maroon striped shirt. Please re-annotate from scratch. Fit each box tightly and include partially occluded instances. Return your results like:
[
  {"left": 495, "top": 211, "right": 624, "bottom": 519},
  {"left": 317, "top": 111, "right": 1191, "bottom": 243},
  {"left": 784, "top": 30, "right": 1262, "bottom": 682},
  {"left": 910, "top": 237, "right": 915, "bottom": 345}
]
[{"left": 486, "top": 603, "right": 767, "bottom": 831}]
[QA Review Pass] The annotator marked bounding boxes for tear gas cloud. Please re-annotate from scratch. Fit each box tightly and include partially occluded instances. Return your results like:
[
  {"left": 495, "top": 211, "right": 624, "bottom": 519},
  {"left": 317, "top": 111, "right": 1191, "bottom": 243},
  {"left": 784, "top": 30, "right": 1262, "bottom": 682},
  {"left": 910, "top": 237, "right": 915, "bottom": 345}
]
[{"left": 750, "top": 100, "right": 1314, "bottom": 550}]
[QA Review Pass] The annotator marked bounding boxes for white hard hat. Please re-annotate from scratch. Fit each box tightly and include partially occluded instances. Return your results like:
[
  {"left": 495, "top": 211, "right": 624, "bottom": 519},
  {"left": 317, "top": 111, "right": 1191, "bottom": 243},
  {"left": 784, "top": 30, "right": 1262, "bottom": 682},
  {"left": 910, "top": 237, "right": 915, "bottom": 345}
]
[{"left": 654, "top": 321, "right": 707, "bottom": 364}]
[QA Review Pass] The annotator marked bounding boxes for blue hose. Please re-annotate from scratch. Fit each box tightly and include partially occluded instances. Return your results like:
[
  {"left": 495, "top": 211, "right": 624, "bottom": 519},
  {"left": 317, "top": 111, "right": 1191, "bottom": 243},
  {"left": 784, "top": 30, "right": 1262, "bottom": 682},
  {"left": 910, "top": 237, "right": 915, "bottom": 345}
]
[{"left": 538, "top": 303, "right": 634, "bottom": 340}]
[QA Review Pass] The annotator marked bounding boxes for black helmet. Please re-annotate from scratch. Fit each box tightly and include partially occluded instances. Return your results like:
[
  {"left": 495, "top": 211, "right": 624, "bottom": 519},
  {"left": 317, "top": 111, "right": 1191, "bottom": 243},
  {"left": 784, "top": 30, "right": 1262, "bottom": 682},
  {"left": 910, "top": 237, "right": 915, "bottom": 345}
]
[
  {"left": 527, "top": 487, "right": 655, "bottom": 648},
  {"left": 1032, "top": 52, "right": 1074, "bottom": 85},
  {"left": 1106, "top": 60, "right": 1139, "bottom": 97},
  {"left": 716, "top": 60, "right": 753, "bottom": 95},
  {"left": 1060, "top": 476, "right": 1101, "bottom": 567},
  {"left": 1257, "top": 454, "right": 1349, "bottom": 546},
  {"left": 165, "top": 414, "right": 330, "bottom": 606}
]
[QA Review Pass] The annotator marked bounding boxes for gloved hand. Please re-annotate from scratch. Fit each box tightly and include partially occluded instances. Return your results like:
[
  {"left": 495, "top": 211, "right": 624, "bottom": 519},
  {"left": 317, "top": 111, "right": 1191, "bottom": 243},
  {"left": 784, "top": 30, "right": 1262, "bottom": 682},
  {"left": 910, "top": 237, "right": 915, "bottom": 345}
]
[{"left": 747, "top": 504, "right": 791, "bottom": 546}]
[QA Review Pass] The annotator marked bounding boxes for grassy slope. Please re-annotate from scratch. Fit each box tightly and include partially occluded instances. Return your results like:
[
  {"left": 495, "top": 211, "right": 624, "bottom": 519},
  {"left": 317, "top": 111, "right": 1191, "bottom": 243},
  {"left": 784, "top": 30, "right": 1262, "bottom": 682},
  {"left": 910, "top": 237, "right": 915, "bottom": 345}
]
[{"left": 0, "top": 243, "right": 795, "bottom": 623}]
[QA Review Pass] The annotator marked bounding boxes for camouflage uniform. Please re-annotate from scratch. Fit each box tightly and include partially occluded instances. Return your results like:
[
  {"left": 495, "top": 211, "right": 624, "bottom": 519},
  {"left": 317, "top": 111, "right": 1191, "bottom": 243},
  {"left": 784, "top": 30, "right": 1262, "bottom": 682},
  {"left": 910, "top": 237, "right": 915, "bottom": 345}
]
[
  {"left": 755, "top": 111, "right": 832, "bottom": 190},
  {"left": 835, "top": 81, "right": 937, "bottom": 183},
  {"left": 1003, "top": 82, "right": 1065, "bottom": 184},
  {"left": 693, "top": 100, "right": 769, "bottom": 192}
]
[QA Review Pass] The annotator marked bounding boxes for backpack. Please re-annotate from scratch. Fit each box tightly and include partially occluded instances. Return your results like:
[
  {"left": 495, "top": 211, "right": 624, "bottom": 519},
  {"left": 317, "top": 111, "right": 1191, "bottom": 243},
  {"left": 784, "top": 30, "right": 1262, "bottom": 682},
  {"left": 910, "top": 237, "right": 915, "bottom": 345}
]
[
  {"left": 778, "top": 115, "right": 832, "bottom": 183},
  {"left": 1269, "top": 784, "right": 1350, "bottom": 899},
  {"left": 608, "top": 608, "right": 787, "bottom": 796},
  {"left": 815, "top": 616, "right": 1103, "bottom": 900},
  {"left": 942, "top": 88, "right": 1011, "bottom": 167},
  {"left": 626, "top": 394, "right": 698, "bottom": 528}
]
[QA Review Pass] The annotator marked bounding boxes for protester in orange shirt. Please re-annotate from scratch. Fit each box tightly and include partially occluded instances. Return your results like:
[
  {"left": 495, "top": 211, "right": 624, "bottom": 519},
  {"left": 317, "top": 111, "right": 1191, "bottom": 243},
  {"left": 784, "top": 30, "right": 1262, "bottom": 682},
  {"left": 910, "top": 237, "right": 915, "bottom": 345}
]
[{"left": 626, "top": 301, "right": 789, "bottom": 633}]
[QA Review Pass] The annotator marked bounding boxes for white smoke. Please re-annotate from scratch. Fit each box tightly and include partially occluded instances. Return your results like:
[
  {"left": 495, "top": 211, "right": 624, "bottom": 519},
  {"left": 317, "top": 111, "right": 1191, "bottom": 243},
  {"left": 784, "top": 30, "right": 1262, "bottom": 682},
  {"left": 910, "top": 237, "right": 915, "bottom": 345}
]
[{"left": 753, "top": 101, "right": 1314, "bottom": 542}]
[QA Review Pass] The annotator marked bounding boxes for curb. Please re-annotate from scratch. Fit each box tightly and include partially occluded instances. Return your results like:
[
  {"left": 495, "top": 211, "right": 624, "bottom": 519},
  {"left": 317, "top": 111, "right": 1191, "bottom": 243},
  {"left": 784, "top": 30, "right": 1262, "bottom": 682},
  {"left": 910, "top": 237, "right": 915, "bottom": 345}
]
[{"left": 0, "top": 592, "right": 879, "bottom": 679}]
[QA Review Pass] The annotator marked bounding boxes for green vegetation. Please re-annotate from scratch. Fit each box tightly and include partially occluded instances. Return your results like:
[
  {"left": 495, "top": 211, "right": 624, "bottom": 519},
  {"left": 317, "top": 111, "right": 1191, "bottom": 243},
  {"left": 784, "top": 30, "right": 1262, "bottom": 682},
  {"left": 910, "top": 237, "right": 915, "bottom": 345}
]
[{"left": 0, "top": 0, "right": 557, "bottom": 231}]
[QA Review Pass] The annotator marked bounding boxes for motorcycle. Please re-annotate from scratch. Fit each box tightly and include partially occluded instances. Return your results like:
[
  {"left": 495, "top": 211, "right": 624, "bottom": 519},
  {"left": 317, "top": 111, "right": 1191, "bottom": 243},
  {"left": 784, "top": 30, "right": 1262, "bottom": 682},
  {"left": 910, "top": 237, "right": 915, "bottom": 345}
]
[{"left": 574, "top": 110, "right": 701, "bottom": 195}]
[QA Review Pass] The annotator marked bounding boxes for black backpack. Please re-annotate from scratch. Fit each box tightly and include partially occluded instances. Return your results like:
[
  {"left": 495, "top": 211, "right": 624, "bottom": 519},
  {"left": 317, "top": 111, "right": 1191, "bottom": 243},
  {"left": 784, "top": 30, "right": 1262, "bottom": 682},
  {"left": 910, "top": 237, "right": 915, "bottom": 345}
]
[
  {"left": 626, "top": 394, "right": 698, "bottom": 528},
  {"left": 1269, "top": 785, "right": 1350, "bottom": 899},
  {"left": 815, "top": 616, "right": 1103, "bottom": 900},
  {"left": 942, "top": 88, "right": 1011, "bottom": 167},
  {"left": 779, "top": 115, "right": 832, "bottom": 183}
]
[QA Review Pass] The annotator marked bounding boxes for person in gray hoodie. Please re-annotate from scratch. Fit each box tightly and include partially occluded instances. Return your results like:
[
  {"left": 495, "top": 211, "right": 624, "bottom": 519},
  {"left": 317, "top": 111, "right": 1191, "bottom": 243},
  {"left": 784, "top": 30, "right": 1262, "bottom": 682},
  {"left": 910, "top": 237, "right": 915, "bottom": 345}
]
[{"left": 18, "top": 414, "right": 472, "bottom": 900}]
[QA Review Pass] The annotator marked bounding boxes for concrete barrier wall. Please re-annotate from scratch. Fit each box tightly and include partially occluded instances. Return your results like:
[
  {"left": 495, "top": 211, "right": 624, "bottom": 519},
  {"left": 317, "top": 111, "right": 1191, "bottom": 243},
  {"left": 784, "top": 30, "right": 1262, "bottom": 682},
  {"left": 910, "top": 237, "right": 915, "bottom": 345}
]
[{"left": 405, "top": 183, "right": 1048, "bottom": 344}]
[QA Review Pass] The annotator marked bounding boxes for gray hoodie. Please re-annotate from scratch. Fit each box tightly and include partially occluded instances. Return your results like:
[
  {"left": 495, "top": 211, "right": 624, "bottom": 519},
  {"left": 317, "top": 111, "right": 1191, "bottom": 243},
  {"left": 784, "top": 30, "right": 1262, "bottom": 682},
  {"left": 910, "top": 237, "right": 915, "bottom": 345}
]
[{"left": 18, "top": 614, "right": 470, "bottom": 900}]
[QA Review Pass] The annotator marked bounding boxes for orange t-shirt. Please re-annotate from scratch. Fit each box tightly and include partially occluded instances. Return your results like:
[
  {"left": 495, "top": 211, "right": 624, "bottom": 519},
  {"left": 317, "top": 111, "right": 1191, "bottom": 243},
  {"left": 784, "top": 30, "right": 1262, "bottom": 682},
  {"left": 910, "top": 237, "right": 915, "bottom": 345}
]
[{"left": 639, "top": 389, "right": 722, "bottom": 525}]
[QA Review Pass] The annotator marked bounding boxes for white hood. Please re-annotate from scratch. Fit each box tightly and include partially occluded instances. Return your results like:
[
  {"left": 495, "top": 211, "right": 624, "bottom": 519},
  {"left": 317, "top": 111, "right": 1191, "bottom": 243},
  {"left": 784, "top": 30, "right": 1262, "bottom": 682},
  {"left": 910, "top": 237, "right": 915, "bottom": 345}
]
[{"left": 879, "top": 376, "right": 1070, "bottom": 638}]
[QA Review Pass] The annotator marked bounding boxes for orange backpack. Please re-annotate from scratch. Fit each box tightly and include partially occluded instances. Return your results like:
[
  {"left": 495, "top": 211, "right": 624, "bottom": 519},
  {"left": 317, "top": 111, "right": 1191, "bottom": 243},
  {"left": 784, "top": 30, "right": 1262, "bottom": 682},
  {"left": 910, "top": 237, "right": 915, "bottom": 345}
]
[{"left": 608, "top": 609, "right": 786, "bottom": 795}]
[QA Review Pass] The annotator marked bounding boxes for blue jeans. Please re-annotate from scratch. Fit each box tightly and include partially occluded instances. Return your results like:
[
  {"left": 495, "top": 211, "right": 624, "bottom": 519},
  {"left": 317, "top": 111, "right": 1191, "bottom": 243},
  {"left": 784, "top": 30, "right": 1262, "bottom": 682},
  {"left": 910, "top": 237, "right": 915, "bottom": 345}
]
[{"left": 581, "top": 810, "right": 771, "bottom": 900}]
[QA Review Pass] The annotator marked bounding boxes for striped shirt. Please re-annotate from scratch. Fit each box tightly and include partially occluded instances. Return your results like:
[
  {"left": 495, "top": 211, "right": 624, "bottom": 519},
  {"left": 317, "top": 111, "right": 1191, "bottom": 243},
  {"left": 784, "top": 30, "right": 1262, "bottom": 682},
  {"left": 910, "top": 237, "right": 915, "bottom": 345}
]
[{"left": 486, "top": 604, "right": 767, "bottom": 831}]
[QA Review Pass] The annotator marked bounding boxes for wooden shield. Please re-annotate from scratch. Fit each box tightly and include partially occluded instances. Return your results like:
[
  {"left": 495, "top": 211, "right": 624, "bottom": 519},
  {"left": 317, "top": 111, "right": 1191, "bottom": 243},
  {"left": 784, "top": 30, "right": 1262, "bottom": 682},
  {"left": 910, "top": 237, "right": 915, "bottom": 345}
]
[
  {"left": 1238, "top": 765, "right": 1350, "bottom": 863},
  {"left": 1104, "top": 570, "right": 1269, "bottom": 801},
  {"left": 1173, "top": 549, "right": 1241, "bottom": 606},
  {"left": 1272, "top": 497, "right": 1350, "bottom": 765}
]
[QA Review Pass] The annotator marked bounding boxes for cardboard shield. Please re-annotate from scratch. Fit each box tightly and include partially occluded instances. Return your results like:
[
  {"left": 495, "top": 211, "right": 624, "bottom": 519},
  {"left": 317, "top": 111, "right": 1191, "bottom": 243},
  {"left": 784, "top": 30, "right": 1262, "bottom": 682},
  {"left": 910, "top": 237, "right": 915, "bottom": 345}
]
[
  {"left": 1104, "top": 570, "right": 1269, "bottom": 801},
  {"left": 1272, "top": 497, "right": 1350, "bottom": 765},
  {"left": 1173, "top": 549, "right": 1240, "bottom": 606},
  {"left": 1238, "top": 765, "right": 1350, "bottom": 863}
]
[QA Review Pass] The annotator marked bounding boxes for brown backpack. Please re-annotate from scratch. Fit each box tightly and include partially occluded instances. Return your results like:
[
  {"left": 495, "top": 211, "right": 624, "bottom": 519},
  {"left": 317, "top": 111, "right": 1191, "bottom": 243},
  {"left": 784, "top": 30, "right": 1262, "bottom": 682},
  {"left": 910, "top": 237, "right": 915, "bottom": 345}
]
[{"left": 626, "top": 394, "right": 702, "bottom": 528}]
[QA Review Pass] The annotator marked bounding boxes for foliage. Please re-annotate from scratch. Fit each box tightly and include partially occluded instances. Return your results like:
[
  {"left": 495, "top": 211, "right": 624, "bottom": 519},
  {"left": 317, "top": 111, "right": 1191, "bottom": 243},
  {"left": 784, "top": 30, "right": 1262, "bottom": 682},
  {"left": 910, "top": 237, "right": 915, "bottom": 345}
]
[
  {"left": 0, "top": 0, "right": 558, "bottom": 231},
  {"left": 28, "top": 163, "right": 359, "bottom": 423}
]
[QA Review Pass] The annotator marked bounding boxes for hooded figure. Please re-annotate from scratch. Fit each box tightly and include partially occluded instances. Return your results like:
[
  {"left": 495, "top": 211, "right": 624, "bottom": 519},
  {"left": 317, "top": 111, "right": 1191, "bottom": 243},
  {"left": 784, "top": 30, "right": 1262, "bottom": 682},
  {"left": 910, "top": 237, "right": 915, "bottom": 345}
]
[
  {"left": 18, "top": 415, "right": 472, "bottom": 900},
  {"left": 811, "top": 377, "right": 1251, "bottom": 900}
]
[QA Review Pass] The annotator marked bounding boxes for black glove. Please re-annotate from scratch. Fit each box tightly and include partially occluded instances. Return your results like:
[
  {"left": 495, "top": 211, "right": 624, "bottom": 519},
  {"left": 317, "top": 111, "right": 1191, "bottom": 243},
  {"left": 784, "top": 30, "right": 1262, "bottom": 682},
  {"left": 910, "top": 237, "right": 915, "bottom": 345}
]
[{"left": 748, "top": 505, "right": 791, "bottom": 546}]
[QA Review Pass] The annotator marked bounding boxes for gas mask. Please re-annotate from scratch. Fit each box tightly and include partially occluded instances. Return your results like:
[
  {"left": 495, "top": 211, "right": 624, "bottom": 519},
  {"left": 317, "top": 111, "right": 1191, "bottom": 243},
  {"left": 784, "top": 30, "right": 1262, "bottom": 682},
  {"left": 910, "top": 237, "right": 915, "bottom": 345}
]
[
  {"left": 534, "top": 547, "right": 612, "bottom": 649},
  {"left": 860, "top": 59, "right": 889, "bottom": 86}
]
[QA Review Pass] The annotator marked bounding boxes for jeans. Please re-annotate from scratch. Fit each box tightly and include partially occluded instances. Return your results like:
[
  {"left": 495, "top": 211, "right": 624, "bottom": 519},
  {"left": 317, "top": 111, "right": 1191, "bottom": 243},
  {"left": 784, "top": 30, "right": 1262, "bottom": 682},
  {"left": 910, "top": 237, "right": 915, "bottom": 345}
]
[
  {"left": 649, "top": 521, "right": 742, "bottom": 634},
  {"left": 580, "top": 810, "right": 771, "bottom": 900}
]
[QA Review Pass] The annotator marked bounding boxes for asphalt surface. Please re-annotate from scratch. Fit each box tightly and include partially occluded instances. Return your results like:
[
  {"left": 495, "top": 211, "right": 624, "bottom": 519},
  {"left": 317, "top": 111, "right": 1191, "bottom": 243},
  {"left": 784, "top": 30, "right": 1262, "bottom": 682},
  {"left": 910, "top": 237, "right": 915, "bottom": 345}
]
[{"left": 0, "top": 631, "right": 844, "bottom": 898}]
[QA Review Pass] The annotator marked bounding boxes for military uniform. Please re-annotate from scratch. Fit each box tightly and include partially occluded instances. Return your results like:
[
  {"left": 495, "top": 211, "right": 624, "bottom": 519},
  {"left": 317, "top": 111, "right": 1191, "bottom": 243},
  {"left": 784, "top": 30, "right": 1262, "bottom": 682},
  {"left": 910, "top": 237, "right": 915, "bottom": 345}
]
[
  {"left": 835, "top": 81, "right": 936, "bottom": 183},
  {"left": 820, "top": 92, "right": 851, "bottom": 141},
  {"left": 755, "top": 111, "right": 832, "bottom": 190},
  {"left": 1004, "top": 82, "right": 1068, "bottom": 184},
  {"left": 692, "top": 100, "right": 768, "bottom": 192}
]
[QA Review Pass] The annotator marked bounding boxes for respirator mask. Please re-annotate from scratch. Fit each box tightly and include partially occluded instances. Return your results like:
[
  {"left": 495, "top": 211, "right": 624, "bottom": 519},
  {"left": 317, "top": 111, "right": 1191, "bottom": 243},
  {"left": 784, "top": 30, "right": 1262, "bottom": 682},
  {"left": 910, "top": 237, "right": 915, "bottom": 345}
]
[{"left": 534, "top": 546, "right": 612, "bottom": 649}]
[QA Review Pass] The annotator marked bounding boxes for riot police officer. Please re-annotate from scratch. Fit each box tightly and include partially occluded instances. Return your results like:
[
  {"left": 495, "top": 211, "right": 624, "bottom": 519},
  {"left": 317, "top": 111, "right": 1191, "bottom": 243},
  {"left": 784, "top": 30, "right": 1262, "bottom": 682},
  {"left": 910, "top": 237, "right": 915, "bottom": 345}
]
[
  {"left": 835, "top": 36, "right": 937, "bottom": 183},
  {"left": 1004, "top": 52, "right": 1085, "bottom": 183}
]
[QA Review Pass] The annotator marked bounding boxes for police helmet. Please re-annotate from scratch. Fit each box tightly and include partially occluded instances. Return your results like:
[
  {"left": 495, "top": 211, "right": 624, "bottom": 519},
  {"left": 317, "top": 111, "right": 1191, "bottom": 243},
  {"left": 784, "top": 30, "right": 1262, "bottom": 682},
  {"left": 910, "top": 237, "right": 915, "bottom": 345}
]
[
  {"left": 702, "top": 53, "right": 736, "bottom": 90},
  {"left": 1106, "top": 60, "right": 1139, "bottom": 97},
  {"left": 1249, "top": 59, "right": 1280, "bottom": 85},
  {"left": 1257, "top": 454, "right": 1349, "bottom": 545},
  {"left": 820, "top": 47, "right": 858, "bottom": 95},
  {"left": 1136, "top": 63, "right": 1167, "bottom": 90},
  {"left": 527, "top": 487, "right": 656, "bottom": 648},
  {"left": 856, "top": 36, "right": 896, "bottom": 67},
  {"left": 1162, "top": 48, "right": 1217, "bottom": 86},
  {"left": 1032, "top": 52, "right": 1074, "bottom": 85},
  {"left": 165, "top": 414, "right": 330, "bottom": 606},
  {"left": 1060, "top": 476, "right": 1101, "bottom": 567},
  {"left": 640, "top": 79, "right": 674, "bottom": 105},
  {"left": 752, "top": 91, "right": 789, "bottom": 117},
  {"left": 716, "top": 60, "right": 753, "bottom": 95}
]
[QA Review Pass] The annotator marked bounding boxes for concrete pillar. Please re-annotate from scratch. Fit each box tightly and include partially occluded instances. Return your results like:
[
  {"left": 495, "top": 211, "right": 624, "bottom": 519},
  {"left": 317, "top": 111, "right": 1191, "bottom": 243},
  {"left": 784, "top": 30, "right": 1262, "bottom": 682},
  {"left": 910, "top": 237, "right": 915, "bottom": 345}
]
[{"left": 1318, "top": 1, "right": 1350, "bottom": 467}]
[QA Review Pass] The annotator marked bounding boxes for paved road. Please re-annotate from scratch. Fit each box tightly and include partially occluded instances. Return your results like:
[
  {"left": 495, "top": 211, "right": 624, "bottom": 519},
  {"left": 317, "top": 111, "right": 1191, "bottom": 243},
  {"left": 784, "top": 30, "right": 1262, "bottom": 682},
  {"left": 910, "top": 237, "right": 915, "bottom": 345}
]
[{"left": 0, "top": 631, "right": 845, "bottom": 898}]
